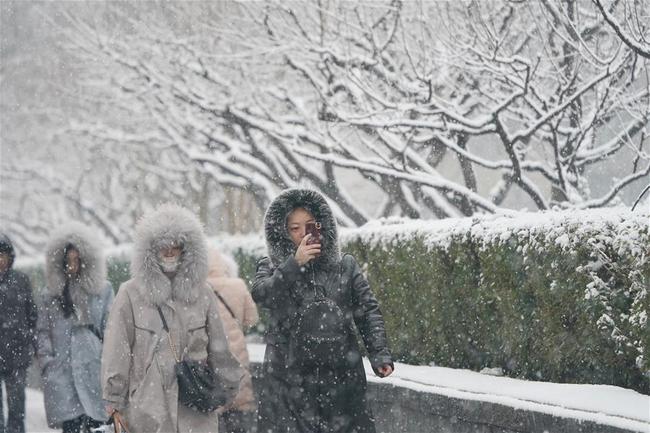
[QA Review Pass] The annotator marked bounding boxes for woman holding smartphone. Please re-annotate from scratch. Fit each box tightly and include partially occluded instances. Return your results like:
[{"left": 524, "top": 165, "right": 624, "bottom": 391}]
[{"left": 252, "top": 188, "right": 394, "bottom": 433}]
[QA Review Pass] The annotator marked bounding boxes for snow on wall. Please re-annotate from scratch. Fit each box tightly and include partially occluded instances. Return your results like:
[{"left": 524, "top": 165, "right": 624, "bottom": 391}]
[{"left": 247, "top": 343, "right": 650, "bottom": 432}]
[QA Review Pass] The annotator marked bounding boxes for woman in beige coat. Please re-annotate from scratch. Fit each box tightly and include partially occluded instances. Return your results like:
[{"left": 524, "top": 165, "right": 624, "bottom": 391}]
[
  {"left": 101, "top": 204, "right": 242, "bottom": 433},
  {"left": 207, "top": 248, "right": 259, "bottom": 433}
]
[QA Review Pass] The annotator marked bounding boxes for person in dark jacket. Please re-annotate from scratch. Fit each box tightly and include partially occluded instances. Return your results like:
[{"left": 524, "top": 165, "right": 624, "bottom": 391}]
[
  {"left": 36, "top": 223, "right": 114, "bottom": 433},
  {"left": 0, "top": 234, "right": 37, "bottom": 433},
  {"left": 253, "top": 189, "right": 394, "bottom": 433}
]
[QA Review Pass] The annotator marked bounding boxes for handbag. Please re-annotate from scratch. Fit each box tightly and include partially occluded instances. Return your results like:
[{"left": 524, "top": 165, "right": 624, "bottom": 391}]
[
  {"left": 109, "top": 410, "right": 131, "bottom": 433},
  {"left": 156, "top": 307, "right": 227, "bottom": 412}
]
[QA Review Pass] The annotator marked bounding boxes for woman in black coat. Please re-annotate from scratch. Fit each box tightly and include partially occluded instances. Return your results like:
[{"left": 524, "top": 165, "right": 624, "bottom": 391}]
[
  {"left": 0, "top": 233, "right": 37, "bottom": 433},
  {"left": 252, "top": 189, "right": 393, "bottom": 433}
]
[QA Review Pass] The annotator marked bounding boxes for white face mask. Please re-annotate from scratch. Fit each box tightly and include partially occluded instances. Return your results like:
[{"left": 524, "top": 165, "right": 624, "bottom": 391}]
[{"left": 159, "top": 256, "right": 181, "bottom": 273}]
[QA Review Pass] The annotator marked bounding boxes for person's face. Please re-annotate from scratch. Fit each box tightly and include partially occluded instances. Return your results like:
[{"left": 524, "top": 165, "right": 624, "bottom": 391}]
[
  {"left": 287, "top": 207, "right": 316, "bottom": 248},
  {"left": 65, "top": 248, "right": 80, "bottom": 276},
  {"left": 158, "top": 245, "right": 183, "bottom": 274},
  {"left": 159, "top": 245, "right": 183, "bottom": 260},
  {"left": 0, "top": 252, "right": 10, "bottom": 273}
]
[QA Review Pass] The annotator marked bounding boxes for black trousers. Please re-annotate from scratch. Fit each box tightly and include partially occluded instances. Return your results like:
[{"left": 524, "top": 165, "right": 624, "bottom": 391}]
[
  {"left": 257, "top": 344, "right": 375, "bottom": 433},
  {"left": 0, "top": 368, "right": 27, "bottom": 433}
]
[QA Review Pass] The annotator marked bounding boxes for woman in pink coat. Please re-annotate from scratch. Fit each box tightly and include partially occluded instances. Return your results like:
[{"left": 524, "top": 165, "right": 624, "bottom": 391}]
[{"left": 207, "top": 248, "right": 259, "bottom": 433}]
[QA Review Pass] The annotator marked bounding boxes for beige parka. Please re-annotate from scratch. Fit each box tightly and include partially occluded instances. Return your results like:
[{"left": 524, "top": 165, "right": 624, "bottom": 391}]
[
  {"left": 207, "top": 248, "right": 259, "bottom": 413},
  {"left": 101, "top": 204, "right": 242, "bottom": 433}
]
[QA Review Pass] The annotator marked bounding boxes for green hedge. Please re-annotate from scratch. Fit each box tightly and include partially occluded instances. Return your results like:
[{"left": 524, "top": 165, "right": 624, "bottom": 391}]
[
  {"left": 336, "top": 211, "right": 649, "bottom": 394},
  {"left": 17, "top": 209, "right": 649, "bottom": 393}
]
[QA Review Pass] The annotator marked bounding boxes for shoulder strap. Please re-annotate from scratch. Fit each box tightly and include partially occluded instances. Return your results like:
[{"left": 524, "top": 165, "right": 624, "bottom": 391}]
[
  {"left": 213, "top": 291, "right": 236, "bottom": 319},
  {"left": 111, "top": 410, "right": 131, "bottom": 433},
  {"left": 156, "top": 306, "right": 170, "bottom": 332},
  {"left": 307, "top": 258, "right": 346, "bottom": 301},
  {"left": 156, "top": 306, "right": 180, "bottom": 362}
]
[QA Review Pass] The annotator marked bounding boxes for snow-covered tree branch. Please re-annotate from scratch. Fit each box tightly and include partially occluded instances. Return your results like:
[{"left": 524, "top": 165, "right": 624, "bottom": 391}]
[{"left": 2, "top": 0, "right": 648, "bottom": 253}]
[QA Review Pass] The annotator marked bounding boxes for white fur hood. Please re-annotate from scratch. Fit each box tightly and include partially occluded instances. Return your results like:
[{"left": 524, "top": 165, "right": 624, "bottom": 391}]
[
  {"left": 131, "top": 204, "right": 209, "bottom": 306},
  {"left": 45, "top": 221, "right": 106, "bottom": 298}
]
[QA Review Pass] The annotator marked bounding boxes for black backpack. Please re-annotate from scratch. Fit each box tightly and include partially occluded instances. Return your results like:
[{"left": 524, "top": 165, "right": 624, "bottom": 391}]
[{"left": 289, "top": 262, "right": 351, "bottom": 371}]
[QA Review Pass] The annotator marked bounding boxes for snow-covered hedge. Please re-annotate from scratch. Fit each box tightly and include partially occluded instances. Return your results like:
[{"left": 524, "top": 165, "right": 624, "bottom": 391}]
[
  {"left": 231, "top": 209, "right": 649, "bottom": 393},
  {"left": 18, "top": 208, "right": 649, "bottom": 393}
]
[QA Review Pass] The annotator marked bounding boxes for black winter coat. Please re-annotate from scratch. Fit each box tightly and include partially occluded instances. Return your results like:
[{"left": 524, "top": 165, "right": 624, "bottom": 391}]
[
  {"left": 253, "top": 188, "right": 393, "bottom": 433},
  {"left": 0, "top": 269, "right": 37, "bottom": 373}
]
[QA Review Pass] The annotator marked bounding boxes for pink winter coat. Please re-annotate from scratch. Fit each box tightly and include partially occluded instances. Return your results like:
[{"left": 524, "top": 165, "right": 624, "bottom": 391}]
[{"left": 207, "top": 248, "right": 259, "bottom": 413}]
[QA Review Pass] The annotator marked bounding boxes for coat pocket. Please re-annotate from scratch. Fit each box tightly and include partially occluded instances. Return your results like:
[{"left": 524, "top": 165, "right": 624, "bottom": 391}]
[
  {"left": 130, "top": 324, "right": 160, "bottom": 388},
  {"left": 186, "top": 320, "right": 209, "bottom": 360},
  {"left": 127, "top": 351, "right": 167, "bottom": 427}
]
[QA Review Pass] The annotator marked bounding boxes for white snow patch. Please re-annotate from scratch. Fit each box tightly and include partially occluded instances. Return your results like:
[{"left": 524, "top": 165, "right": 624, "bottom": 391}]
[
  {"left": 26, "top": 389, "right": 57, "bottom": 432},
  {"left": 7, "top": 388, "right": 57, "bottom": 432},
  {"left": 345, "top": 207, "right": 648, "bottom": 253}
]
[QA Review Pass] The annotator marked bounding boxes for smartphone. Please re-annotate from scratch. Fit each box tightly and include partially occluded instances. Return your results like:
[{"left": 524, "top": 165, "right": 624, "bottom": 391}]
[{"left": 305, "top": 221, "right": 322, "bottom": 245}]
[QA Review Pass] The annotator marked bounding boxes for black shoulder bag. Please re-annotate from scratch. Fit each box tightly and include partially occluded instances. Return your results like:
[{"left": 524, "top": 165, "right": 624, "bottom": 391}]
[{"left": 156, "top": 307, "right": 227, "bottom": 412}]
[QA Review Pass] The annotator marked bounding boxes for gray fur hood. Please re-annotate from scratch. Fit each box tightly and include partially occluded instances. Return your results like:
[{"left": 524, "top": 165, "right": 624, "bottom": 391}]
[
  {"left": 264, "top": 189, "right": 340, "bottom": 269},
  {"left": 45, "top": 222, "right": 106, "bottom": 298},
  {"left": 131, "top": 203, "right": 208, "bottom": 306}
]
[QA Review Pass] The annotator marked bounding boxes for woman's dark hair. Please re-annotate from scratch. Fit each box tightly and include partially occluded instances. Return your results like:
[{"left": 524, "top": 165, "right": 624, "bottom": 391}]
[{"left": 59, "top": 243, "right": 78, "bottom": 317}]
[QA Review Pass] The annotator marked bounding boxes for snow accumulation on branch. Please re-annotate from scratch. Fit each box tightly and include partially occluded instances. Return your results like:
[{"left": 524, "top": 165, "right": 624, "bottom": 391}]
[{"left": 593, "top": 0, "right": 650, "bottom": 60}]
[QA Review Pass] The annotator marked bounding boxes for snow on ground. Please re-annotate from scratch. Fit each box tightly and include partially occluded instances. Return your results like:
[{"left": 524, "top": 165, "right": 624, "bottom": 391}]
[
  {"left": 1, "top": 387, "right": 56, "bottom": 433},
  {"left": 25, "top": 388, "right": 57, "bottom": 432},
  {"left": 249, "top": 344, "right": 650, "bottom": 432}
]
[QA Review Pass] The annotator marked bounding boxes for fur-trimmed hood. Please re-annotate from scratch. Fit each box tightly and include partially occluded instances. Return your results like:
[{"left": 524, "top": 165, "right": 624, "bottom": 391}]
[
  {"left": 45, "top": 222, "right": 106, "bottom": 298},
  {"left": 207, "top": 248, "right": 239, "bottom": 279},
  {"left": 264, "top": 189, "right": 340, "bottom": 269},
  {"left": 131, "top": 204, "right": 209, "bottom": 306}
]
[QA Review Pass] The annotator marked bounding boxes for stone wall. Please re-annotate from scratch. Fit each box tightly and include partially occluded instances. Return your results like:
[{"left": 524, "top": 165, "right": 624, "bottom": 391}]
[{"left": 242, "top": 364, "right": 641, "bottom": 433}]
